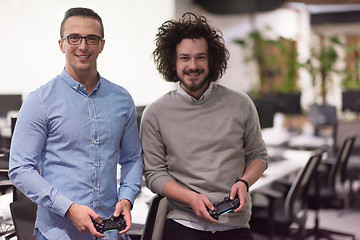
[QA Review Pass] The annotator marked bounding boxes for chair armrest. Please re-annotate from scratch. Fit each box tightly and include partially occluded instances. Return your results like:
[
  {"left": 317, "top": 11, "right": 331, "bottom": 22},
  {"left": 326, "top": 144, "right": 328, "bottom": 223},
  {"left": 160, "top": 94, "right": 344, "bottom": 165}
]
[
  {"left": 0, "top": 147, "right": 10, "bottom": 155},
  {"left": 252, "top": 187, "right": 284, "bottom": 234},
  {"left": 274, "top": 178, "right": 292, "bottom": 189},
  {"left": 0, "top": 179, "right": 12, "bottom": 187}
]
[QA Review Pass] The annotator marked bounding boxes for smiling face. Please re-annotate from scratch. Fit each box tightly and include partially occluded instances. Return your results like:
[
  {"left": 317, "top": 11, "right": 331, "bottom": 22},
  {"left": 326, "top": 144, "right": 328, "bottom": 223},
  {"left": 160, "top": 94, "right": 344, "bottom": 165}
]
[
  {"left": 59, "top": 16, "right": 105, "bottom": 80},
  {"left": 176, "top": 38, "right": 210, "bottom": 100}
]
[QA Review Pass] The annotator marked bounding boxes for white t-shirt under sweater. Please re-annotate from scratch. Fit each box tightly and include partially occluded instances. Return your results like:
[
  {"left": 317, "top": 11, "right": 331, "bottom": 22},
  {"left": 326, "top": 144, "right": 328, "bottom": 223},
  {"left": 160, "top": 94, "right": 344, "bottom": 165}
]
[{"left": 141, "top": 83, "right": 269, "bottom": 229}]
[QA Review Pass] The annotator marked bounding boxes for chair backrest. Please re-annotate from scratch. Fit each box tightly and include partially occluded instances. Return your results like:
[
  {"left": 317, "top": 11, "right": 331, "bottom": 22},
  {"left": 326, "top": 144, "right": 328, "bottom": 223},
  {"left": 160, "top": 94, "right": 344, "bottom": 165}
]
[
  {"left": 309, "top": 104, "right": 338, "bottom": 152},
  {"left": 329, "top": 135, "right": 356, "bottom": 194},
  {"left": 141, "top": 194, "right": 168, "bottom": 240},
  {"left": 285, "top": 149, "right": 323, "bottom": 226},
  {"left": 9, "top": 198, "right": 37, "bottom": 240}
]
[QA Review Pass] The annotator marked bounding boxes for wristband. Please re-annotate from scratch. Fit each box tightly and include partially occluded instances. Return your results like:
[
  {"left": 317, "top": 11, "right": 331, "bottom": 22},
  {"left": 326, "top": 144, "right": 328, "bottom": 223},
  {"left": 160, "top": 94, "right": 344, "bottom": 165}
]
[{"left": 235, "top": 177, "right": 249, "bottom": 192}]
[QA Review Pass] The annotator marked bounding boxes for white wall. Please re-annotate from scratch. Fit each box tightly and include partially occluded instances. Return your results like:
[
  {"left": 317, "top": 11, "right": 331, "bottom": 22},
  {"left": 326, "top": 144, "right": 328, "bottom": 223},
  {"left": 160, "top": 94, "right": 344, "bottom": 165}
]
[
  {"left": 2, "top": 1, "right": 359, "bottom": 111},
  {"left": 0, "top": 0, "right": 176, "bottom": 106}
]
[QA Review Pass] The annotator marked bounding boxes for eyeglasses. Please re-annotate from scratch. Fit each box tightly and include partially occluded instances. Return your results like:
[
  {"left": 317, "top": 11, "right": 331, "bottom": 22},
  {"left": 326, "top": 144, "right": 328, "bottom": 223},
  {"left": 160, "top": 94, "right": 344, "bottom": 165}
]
[{"left": 62, "top": 34, "right": 102, "bottom": 45}]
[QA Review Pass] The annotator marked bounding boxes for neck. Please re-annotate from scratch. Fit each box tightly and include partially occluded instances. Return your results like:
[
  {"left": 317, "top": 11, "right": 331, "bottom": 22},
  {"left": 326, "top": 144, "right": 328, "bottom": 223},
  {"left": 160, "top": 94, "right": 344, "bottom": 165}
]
[
  {"left": 181, "top": 81, "right": 210, "bottom": 100},
  {"left": 67, "top": 68, "right": 99, "bottom": 94}
]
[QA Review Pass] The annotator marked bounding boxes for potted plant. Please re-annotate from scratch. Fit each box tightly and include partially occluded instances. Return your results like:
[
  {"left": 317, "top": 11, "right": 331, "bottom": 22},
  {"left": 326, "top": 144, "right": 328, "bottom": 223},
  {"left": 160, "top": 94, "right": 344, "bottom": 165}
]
[
  {"left": 341, "top": 35, "right": 360, "bottom": 114},
  {"left": 234, "top": 28, "right": 302, "bottom": 114},
  {"left": 300, "top": 32, "right": 345, "bottom": 141},
  {"left": 301, "top": 32, "right": 343, "bottom": 106}
]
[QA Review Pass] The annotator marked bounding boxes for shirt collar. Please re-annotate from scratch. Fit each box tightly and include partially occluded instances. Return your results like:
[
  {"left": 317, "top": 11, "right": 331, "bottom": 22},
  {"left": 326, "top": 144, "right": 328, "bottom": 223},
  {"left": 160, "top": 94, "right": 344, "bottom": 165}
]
[
  {"left": 176, "top": 82, "right": 214, "bottom": 102},
  {"left": 60, "top": 68, "right": 101, "bottom": 94}
]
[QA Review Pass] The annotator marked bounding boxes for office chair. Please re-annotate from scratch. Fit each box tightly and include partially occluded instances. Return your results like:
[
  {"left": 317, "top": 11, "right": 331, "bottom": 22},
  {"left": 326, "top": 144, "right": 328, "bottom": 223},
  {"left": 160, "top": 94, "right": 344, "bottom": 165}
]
[
  {"left": 0, "top": 193, "right": 16, "bottom": 240},
  {"left": 250, "top": 149, "right": 324, "bottom": 239},
  {"left": 8, "top": 170, "right": 37, "bottom": 240},
  {"left": 8, "top": 175, "right": 36, "bottom": 240},
  {"left": 136, "top": 106, "right": 146, "bottom": 131},
  {"left": 310, "top": 135, "right": 356, "bottom": 209},
  {"left": 141, "top": 194, "right": 168, "bottom": 240},
  {"left": 9, "top": 198, "right": 37, "bottom": 240},
  {"left": 309, "top": 104, "right": 338, "bottom": 153},
  {"left": 0, "top": 151, "right": 16, "bottom": 239},
  {"left": 0, "top": 169, "right": 12, "bottom": 196},
  {"left": 0, "top": 151, "right": 12, "bottom": 195},
  {"left": 346, "top": 155, "right": 360, "bottom": 207},
  {"left": 304, "top": 135, "right": 356, "bottom": 240}
]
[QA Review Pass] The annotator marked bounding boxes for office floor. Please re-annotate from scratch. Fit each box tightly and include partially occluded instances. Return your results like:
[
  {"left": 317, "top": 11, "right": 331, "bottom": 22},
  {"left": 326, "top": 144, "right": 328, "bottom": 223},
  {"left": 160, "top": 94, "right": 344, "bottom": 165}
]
[{"left": 252, "top": 191, "right": 360, "bottom": 240}]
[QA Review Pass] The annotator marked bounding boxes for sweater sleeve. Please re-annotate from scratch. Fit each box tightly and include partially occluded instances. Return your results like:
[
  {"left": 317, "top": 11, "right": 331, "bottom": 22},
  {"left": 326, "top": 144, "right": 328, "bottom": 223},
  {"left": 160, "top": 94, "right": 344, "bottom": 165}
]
[
  {"left": 140, "top": 104, "right": 173, "bottom": 195},
  {"left": 243, "top": 97, "right": 269, "bottom": 168}
]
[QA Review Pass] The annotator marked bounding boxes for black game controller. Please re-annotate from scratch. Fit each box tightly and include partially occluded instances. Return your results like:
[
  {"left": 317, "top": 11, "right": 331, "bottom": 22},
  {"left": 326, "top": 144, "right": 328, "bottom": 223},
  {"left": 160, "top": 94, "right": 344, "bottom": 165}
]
[
  {"left": 93, "top": 214, "right": 126, "bottom": 234},
  {"left": 208, "top": 196, "right": 240, "bottom": 220}
]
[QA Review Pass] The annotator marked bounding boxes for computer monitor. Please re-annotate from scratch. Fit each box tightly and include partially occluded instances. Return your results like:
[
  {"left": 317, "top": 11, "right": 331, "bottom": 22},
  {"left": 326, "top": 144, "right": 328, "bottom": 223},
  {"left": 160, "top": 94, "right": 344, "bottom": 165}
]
[
  {"left": 0, "top": 94, "right": 22, "bottom": 117},
  {"left": 253, "top": 98, "right": 275, "bottom": 129},
  {"left": 342, "top": 90, "right": 360, "bottom": 113},
  {"left": 266, "top": 93, "right": 302, "bottom": 114}
]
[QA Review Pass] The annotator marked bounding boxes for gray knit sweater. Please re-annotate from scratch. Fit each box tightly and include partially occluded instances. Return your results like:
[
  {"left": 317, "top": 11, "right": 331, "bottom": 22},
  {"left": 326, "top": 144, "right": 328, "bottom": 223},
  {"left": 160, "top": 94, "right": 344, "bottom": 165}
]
[{"left": 141, "top": 83, "right": 268, "bottom": 228}]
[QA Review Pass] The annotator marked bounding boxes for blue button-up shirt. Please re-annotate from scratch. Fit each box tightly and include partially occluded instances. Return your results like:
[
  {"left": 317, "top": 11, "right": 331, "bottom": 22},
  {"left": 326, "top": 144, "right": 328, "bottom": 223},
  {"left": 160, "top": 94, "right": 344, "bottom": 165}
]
[{"left": 9, "top": 69, "right": 144, "bottom": 240}]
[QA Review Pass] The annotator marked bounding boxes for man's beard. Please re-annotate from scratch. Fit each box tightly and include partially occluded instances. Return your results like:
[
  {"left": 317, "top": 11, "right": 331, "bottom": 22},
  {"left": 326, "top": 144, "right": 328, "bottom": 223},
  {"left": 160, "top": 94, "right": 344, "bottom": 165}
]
[{"left": 179, "top": 69, "right": 209, "bottom": 92}]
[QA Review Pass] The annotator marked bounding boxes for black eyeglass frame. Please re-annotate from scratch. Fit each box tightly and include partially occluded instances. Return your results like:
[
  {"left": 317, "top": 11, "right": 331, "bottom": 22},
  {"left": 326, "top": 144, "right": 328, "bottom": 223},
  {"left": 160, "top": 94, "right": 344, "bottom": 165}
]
[{"left": 62, "top": 34, "right": 103, "bottom": 45}]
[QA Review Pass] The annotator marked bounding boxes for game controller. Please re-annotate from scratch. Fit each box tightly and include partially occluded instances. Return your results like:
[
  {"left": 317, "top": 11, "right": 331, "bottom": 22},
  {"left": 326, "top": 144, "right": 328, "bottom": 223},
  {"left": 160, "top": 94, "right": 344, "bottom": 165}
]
[
  {"left": 208, "top": 195, "right": 240, "bottom": 220},
  {"left": 93, "top": 214, "right": 126, "bottom": 234}
]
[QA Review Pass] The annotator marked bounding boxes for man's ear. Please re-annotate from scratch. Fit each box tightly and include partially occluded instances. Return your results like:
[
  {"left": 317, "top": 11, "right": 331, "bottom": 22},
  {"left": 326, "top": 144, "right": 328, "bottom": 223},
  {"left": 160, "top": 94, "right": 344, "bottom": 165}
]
[
  {"left": 99, "top": 39, "right": 105, "bottom": 54},
  {"left": 59, "top": 39, "right": 65, "bottom": 53}
]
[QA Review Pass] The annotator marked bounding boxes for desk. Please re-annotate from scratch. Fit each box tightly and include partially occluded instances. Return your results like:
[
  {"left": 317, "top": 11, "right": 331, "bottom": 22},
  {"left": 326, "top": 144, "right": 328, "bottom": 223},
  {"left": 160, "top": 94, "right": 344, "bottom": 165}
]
[
  {"left": 251, "top": 149, "right": 312, "bottom": 191},
  {"left": 287, "top": 135, "right": 332, "bottom": 150}
]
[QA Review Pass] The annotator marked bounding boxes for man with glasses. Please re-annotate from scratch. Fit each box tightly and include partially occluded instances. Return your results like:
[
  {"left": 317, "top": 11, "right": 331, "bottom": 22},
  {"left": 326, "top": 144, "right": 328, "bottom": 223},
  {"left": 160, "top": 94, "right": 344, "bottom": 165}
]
[{"left": 9, "top": 7, "right": 143, "bottom": 240}]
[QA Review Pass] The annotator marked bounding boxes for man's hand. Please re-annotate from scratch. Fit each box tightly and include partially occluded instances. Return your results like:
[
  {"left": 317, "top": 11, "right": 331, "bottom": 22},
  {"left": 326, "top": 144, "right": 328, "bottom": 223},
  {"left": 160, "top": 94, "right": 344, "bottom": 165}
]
[
  {"left": 187, "top": 192, "right": 218, "bottom": 223},
  {"left": 65, "top": 203, "right": 105, "bottom": 238},
  {"left": 230, "top": 159, "right": 267, "bottom": 213},
  {"left": 230, "top": 180, "right": 248, "bottom": 213},
  {"left": 162, "top": 180, "right": 218, "bottom": 223},
  {"left": 113, "top": 199, "right": 132, "bottom": 234}
]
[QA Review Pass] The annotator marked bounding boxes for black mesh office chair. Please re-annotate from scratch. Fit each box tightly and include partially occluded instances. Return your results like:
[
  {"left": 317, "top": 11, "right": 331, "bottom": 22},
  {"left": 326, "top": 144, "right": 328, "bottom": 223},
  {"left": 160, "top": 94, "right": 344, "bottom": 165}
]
[
  {"left": 250, "top": 149, "right": 324, "bottom": 238},
  {"left": 304, "top": 135, "right": 356, "bottom": 240}
]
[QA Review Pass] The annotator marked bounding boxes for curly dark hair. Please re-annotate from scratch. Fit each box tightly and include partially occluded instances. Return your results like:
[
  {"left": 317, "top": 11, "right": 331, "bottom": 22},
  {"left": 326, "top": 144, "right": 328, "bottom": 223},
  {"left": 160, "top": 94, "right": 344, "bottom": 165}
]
[{"left": 153, "top": 12, "right": 230, "bottom": 83}]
